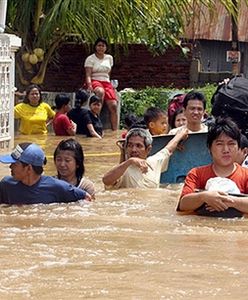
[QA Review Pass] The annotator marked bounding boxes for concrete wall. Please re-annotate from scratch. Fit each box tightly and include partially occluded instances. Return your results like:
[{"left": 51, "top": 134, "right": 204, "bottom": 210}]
[{"left": 42, "top": 43, "right": 192, "bottom": 92}]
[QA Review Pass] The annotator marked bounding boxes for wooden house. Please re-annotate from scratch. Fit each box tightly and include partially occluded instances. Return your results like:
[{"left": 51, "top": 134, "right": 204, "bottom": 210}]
[{"left": 185, "top": 1, "right": 248, "bottom": 84}]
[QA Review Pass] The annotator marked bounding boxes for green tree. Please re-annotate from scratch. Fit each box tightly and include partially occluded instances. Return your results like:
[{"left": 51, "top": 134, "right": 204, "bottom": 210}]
[{"left": 6, "top": 0, "right": 240, "bottom": 85}]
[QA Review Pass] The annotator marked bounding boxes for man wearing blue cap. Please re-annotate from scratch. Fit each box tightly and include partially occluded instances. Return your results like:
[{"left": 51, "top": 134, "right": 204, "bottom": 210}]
[{"left": 0, "top": 142, "right": 91, "bottom": 204}]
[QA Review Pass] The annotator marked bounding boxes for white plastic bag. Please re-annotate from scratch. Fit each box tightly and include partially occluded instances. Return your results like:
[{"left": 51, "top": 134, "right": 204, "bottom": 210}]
[{"left": 205, "top": 177, "right": 240, "bottom": 194}]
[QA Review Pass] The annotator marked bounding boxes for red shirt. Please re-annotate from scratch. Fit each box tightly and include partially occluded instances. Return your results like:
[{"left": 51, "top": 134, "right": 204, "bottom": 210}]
[
  {"left": 53, "top": 113, "right": 73, "bottom": 136},
  {"left": 180, "top": 163, "right": 248, "bottom": 198}
]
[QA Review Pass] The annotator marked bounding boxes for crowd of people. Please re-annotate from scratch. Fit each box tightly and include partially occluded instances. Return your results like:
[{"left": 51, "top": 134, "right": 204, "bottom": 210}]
[{"left": 7, "top": 37, "right": 248, "bottom": 218}]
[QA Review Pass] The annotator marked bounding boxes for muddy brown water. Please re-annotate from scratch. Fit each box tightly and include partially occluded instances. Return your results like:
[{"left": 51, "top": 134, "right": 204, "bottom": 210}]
[{"left": 0, "top": 131, "right": 247, "bottom": 299}]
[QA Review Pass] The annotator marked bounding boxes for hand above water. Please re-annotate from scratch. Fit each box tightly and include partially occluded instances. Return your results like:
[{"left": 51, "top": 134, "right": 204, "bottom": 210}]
[
  {"left": 176, "top": 127, "right": 189, "bottom": 141},
  {"left": 84, "top": 192, "right": 92, "bottom": 202},
  {"left": 128, "top": 157, "right": 153, "bottom": 173},
  {"left": 203, "top": 190, "right": 234, "bottom": 212},
  {"left": 71, "top": 120, "right": 77, "bottom": 131}
]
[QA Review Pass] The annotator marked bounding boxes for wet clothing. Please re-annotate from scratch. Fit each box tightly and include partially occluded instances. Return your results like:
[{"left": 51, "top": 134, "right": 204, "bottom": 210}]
[
  {"left": 54, "top": 176, "right": 95, "bottom": 197},
  {"left": 180, "top": 163, "right": 248, "bottom": 198},
  {"left": 0, "top": 176, "right": 86, "bottom": 205},
  {"left": 78, "top": 177, "right": 95, "bottom": 197},
  {"left": 53, "top": 112, "right": 74, "bottom": 136},
  {"left": 67, "top": 107, "right": 89, "bottom": 134},
  {"left": 106, "top": 148, "right": 170, "bottom": 189},
  {"left": 68, "top": 109, "right": 103, "bottom": 137},
  {"left": 14, "top": 102, "right": 55, "bottom": 134},
  {"left": 178, "top": 163, "right": 248, "bottom": 217},
  {"left": 87, "top": 111, "right": 103, "bottom": 137}
]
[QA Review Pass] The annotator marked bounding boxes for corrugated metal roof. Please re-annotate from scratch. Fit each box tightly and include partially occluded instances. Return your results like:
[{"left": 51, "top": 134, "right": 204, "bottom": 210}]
[{"left": 185, "top": 1, "right": 248, "bottom": 42}]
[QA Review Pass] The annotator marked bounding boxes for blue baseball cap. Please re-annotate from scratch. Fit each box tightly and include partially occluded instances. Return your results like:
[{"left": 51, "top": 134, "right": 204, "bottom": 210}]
[{"left": 0, "top": 143, "right": 45, "bottom": 167}]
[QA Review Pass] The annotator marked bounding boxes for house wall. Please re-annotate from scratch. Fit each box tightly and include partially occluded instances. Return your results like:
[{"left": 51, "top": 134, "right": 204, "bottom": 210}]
[
  {"left": 42, "top": 43, "right": 192, "bottom": 92},
  {"left": 195, "top": 40, "right": 248, "bottom": 77}
]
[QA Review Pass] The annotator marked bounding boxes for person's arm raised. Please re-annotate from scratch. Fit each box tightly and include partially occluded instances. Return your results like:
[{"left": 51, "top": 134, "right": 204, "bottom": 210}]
[{"left": 166, "top": 128, "right": 188, "bottom": 154}]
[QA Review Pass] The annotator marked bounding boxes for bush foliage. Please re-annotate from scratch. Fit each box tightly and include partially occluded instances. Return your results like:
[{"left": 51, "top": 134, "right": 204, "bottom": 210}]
[{"left": 120, "top": 84, "right": 217, "bottom": 128}]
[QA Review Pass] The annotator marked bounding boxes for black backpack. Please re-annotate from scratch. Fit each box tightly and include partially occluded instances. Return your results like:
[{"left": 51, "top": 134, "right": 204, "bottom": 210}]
[{"left": 211, "top": 76, "right": 248, "bottom": 135}]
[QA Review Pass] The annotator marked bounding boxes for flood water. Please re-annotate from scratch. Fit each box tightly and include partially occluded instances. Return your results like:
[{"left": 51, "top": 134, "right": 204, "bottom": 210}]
[{"left": 0, "top": 131, "right": 248, "bottom": 299}]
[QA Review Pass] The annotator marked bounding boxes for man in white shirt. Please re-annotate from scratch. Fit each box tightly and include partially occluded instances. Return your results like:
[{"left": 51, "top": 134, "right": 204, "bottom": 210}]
[
  {"left": 169, "top": 91, "right": 208, "bottom": 134},
  {"left": 102, "top": 127, "right": 188, "bottom": 189}
]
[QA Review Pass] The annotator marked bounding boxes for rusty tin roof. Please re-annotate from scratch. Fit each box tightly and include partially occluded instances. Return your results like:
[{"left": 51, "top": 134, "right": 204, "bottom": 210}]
[{"left": 185, "top": 1, "right": 248, "bottom": 42}]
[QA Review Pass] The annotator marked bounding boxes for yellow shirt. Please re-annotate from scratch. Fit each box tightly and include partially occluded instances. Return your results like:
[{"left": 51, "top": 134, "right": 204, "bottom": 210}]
[{"left": 14, "top": 102, "right": 55, "bottom": 134}]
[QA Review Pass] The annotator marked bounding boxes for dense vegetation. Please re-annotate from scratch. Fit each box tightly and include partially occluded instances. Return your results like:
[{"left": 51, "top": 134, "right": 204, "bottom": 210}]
[
  {"left": 120, "top": 84, "right": 217, "bottom": 128},
  {"left": 6, "top": 0, "right": 238, "bottom": 86}
]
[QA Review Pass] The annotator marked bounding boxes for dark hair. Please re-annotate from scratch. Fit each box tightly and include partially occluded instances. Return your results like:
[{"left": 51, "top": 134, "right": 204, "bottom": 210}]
[
  {"left": 55, "top": 94, "right": 70, "bottom": 110},
  {"left": 54, "top": 138, "right": 85, "bottom": 182},
  {"left": 129, "top": 118, "right": 147, "bottom": 130},
  {"left": 19, "top": 142, "right": 32, "bottom": 150},
  {"left": 20, "top": 162, "right": 44, "bottom": 175},
  {"left": 143, "top": 107, "right": 167, "bottom": 126},
  {"left": 123, "top": 113, "right": 146, "bottom": 130},
  {"left": 75, "top": 89, "right": 89, "bottom": 108},
  {"left": 89, "top": 95, "right": 101, "bottom": 105},
  {"left": 183, "top": 91, "right": 206, "bottom": 110},
  {"left": 170, "top": 107, "right": 185, "bottom": 128},
  {"left": 23, "top": 84, "right": 42, "bottom": 104},
  {"left": 94, "top": 37, "right": 108, "bottom": 52},
  {"left": 240, "top": 134, "right": 248, "bottom": 149},
  {"left": 124, "top": 113, "right": 138, "bottom": 129},
  {"left": 207, "top": 117, "right": 241, "bottom": 149}
]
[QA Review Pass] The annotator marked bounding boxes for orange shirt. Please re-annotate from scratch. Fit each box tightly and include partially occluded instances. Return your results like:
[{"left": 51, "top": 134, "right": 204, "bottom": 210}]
[{"left": 180, "top": 163, "right": 248, "bottom": 198}]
